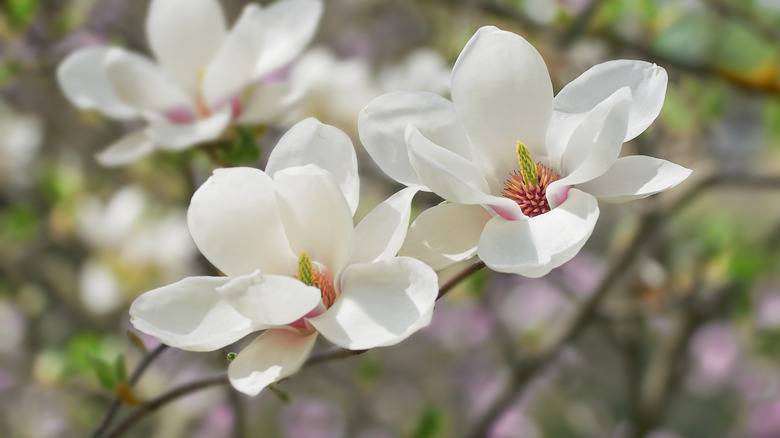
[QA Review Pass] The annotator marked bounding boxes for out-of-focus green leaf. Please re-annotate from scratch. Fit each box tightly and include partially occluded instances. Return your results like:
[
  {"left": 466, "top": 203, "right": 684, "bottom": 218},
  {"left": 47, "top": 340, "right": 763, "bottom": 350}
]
[
  {"left": 712, "top": 22, "right": 776, "bottom": 75},
  {"left": 763, "top": 98, "right": 780, "bottom": 149},
  {"left": 356, "top": 353, "right": 381, "bottom": 386},
  {"left": 88, "top": 354, "right": 116, "bottom": 391},
  {"left": 218, "top": 127, "right": 262, "bottom": 166},
  {"left": 114, "top": 354, "right": 127, "bottom": 383},
  {"left": 268, "top": 384, "right": 291, "bottom": 403},
  {"left": 410, "top": 407, "right": 446, "bottom": 438},
  {"left": 0, "top": 203, "right": 38, "bottom": 244},
  {"left": 466, "top": 268, "right": 489, "bottom": 297},
  {"left": 660, "top": 86, "right": 697, "bottom": 133},
  {"left": 652, "top": 14, "right": 713, "bottom": 66},
  {"left": 3, "top": 0, "right": 38, "bottom": 28},
  {"left": 728, "top": 251, "right": 768, "bottom": 281}
]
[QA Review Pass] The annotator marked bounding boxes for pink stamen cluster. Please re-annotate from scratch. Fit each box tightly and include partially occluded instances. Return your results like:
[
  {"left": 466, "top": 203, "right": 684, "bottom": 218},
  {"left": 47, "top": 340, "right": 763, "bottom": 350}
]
[
  {"left": 313, "top": 270, "right": 337, "bottom": 309},
  {"left": 501, "top": 162, "right": 560, "bottom": 217}
]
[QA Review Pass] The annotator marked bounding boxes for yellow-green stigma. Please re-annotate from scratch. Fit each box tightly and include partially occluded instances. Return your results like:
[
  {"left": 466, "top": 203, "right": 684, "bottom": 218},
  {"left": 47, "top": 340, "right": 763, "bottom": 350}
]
[
  {"left": 516, "top": 141, "right": 538, "bottom": 188},
  {"left": 501, "top": 142, "right": 560, "bottom": 217},
  {"left": 297, "top": 252, "right": 337, "bottom": 308}
]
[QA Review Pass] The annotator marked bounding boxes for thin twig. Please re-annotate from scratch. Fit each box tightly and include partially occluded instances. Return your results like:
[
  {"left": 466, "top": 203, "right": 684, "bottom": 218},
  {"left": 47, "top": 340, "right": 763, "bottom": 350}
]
[
  {"left": 89, "top": 344, "right": 168, "bottom": 438},
  {"left": 100, "top": 374, "right": 230, "bottom": 438}
]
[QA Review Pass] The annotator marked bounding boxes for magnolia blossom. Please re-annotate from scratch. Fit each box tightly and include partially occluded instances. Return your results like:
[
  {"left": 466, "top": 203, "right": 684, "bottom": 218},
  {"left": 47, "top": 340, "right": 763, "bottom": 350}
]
[
  {"left": 57, "top": 0, "right": 322, "bottom": 166},
  {"left": 358, "top": 26, "right": 691, "bottom": 277},
  {"left": 130, "top": 119, "right": 438, "bottom": 396}
]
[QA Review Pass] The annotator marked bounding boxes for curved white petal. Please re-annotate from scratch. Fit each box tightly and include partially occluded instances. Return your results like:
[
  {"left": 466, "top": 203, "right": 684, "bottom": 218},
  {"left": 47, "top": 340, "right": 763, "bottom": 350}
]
[
  {"left": 399, "top": 203, "right": 491, "bottom": 270},
  {"left": 253, "top": 0, "right": 323, "bottom": 79},
  {"left": 228, "top": 328, "right": 318, "bottom": 396},
  {"left": 406, "top": 125, "right": 521, "bottom": 218},
  {"left": 350, "top": 187, "right": 418, "bottom": 265},
  {"left": 451, "top": 26, "right": 553, "bottom": 184},
  {"left": 57, "top": 47, "right": 138, "bottom": 119},
  {"left": 145, "top": 107, "right": 231, "bottom": 150},
  {"left": 267, "top": 118, "right": 359, "bottom": 214},
  {"left": 188, "top": 167, "right": 297, "bottom": 277},
  {"left": 202, "top": 4, "right": 264, "bottom": 111},
  {"left": 547, "top": 87, "right": 631, "bottom": 208},
  {"left": 129, "top": 276, "right": 256, "bottom": 352},
  {"left": 477, "top": 189, "right": 599, "bottom": 278},
  {"left": 357, "top": 91, "right": 473, "bottom": 188},
  {"left": 308, "top": 257, "right": 438, "bottom": 349},
  {"left": 104, "top": 49, "right": 194, "bottom": 114},
  {"left": 146, "top": 0, "right": 227, "bottom": 96},
  {"left": 274, "top": 165, "right": 354, "bottom": 276},
  {"left": 217, "top": 270, "right": 322, "bottom": 326},
  {"left": 554, "top": 60, "right": 667, "bottom": 143},
  {"left": 577, "top": 155, "right": 692, "bottom": 203},
  {"left": 96, "top": 131, "right": 155, "bottom": 166}
]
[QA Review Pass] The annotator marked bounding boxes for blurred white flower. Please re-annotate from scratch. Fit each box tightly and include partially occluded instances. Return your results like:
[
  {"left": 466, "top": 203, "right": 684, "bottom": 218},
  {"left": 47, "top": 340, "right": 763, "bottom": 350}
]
[
  {"left": 78, "top": 259, "right": 124, "bottom": 315},
  {"left": 359, "top": 26, "right": 691, "bottom": 277},
  {"left": 0, "top": 101, "right": 42, "bottom": 187},
  {"left": 288, "top": 46, "right": 451, "bottom": 132},
  {"left": 130, "top": 119, "right": 438, "bottom": 396},
  {"left": 57, "top": 0, "right": 322, "bottom": 166},
  {"left": 378, "top": 48, "right": 451, "bottom": 96}
]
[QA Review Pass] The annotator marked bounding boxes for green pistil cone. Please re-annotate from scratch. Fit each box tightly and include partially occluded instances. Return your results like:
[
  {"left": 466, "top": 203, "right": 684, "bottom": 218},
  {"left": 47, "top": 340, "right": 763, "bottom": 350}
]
[
  {"left": 516, "top": 141, "right": 538, "bottom": 187},
  {"left": 298, "top": 252, "right": 314, "bottom": 286}
]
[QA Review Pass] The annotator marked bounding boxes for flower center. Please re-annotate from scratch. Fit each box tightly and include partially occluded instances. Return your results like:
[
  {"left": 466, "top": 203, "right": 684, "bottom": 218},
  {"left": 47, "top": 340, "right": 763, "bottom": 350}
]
[
  {"left": 297, "top": 252, "right": 337, "bottom": 309},
  {"left": 501, "top": 141, "right": 560, "bottom": 218}
]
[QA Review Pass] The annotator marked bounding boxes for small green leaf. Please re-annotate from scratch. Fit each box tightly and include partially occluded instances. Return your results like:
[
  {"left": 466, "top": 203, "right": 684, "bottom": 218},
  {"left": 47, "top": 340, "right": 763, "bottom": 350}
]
[
  {"left": 219, "top": 126, "right": 261, "bottom": 165},
  {"left": 88, "top": 354, "right": 116, "bottom": 391},
  {"left": 268, "top": 384, "right": 291, "bottom": 403},
  {"left": 411, "top": 407, "right": 446, "bottom": 438},
  {"left": 114, "top": 354, "right": 127, "bottom": 383},
  {"left": 227, "top": 352, "right": 237, "bottom": 361}
]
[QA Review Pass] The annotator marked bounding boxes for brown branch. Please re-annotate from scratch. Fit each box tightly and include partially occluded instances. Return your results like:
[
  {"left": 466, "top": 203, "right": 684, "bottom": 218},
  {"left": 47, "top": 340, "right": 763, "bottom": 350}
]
[
  {"left": 88, "top": 344, "right": 168, "bottom": 438},
  {"left": 100, "top": 374, "right": 230, "bottom": 438}
]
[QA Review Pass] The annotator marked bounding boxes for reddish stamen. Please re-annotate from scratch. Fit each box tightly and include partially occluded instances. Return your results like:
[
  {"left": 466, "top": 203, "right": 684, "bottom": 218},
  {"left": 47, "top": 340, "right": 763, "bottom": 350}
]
[{"left": 501, "top": 162, "right": 560, "bottom": 217}]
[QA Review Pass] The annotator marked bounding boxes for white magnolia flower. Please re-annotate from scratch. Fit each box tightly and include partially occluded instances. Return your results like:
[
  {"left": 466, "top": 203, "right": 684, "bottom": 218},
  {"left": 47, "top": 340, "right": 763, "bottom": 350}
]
[
  {"left": 358, "top": 26, "right": 691, "bottom": 277},
  {"left": 130, "top": 119, "right": 438, "bottom": 396},
  {"left": 57, "top": 0, "right": 322, "bottom": 166}
]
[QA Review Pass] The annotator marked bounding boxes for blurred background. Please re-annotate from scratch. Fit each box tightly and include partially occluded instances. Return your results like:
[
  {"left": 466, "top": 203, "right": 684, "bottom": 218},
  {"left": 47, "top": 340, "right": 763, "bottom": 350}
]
[{"left": 1, "top": 0, "right": 780, "bottom": 437}]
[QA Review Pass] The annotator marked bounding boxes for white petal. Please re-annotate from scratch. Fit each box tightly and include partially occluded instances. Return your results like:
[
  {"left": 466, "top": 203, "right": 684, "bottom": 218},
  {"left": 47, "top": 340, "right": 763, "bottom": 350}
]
[
  {"left": 188, "top": 167, "right": 297, "bottom": 277},
  {"left": 308, "top": 257, "right": 438, "bottom": 349},
  {"left": 146, "top": 0, "right": 227, "bottom": 96},
  {"left": 202, "top": 4, "right": 264, "bottom": 110},
  {"left": 349, "top": 187, "right": 418, "bottom": 265},
  {"left": 406, "top": 125, "right": 521, "bottom": 218},
  {"left": 217, "top": 270, "right": 322, "bottom": 326},
  {"left": 129, "top": 276, "right": 256, "bottom": 352},
  {"left": 103, "top": 48, "right": 194, "bottom": 114},
  {"left": 577, "top": 155, "right": 692, "bottom": 203},
  {"left": 451, "top": 26, "right": 553, "bottom": 183},
  {"left": 267, "top": 118, "right": 359, "bottom": 214},
  {"left": 547, "top": 87, "right": 631, "bottom": 208},
  {"left": 554, "top": 60, "right": 667, "bottom": 142},
  {"left": 253, "top": 0, "right": 323, "bottom": 79},
  {"left": 145, "top": 107, "right": 231, "bottom": 150},
  {"left": 399, "top": 203, "right": 491, "bottom": 270},
  {"left": 95, "top": 131, "right": 155, "bottom": 166},
  {"left": 228, "top": 328, "right": 317, "bottom": 396},
  {"left": 357, "top": 91, "right": 473, "bottom": 188},
  {"left": 478, "top": 189, "right": 599, "bottom": 277},
  {"left": 274, "top": 165, "right": 354, "bottom": 276},
  {"left": 56, "top": 47, "right": 138, "bottom": 119},
  {"left": 237, "top": 81, "right": 305, "bottom": 125}
]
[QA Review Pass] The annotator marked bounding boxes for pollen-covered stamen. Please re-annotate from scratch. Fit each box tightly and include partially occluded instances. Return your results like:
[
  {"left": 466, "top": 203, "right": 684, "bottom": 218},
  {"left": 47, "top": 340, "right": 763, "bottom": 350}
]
[
  {"left": 502, "top": 162, "right": 560, "bottom": 218},
  {"left": 297, "top": 252, "right": 338, "bottom": 309}
]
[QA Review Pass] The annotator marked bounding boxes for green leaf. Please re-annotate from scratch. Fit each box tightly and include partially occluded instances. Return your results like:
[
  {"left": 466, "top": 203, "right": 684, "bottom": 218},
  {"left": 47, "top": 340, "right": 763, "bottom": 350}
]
[
  {"left": 3, "top": 0, "right": 38, "bottom": 28},
  {"left": 88, "top": 354, "right": 116, "bottom": 391},
  {"left": 226, "top": 352, "right": 237, "bottom": 361},
  {"left": 219, "top": 126, "right": 261, "bottom": 165},
  {"left": 268, "top": 384, "right": 291, "bottom": 403},
  {"left": 114, "top": 355, "right": 127, "bottom": 383},
  {"left": 410, "top": 407, "right": 446, "bottom": 438}
]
